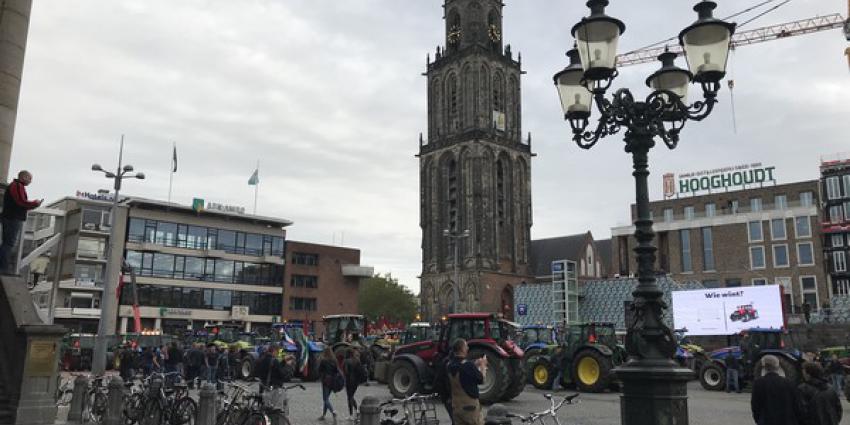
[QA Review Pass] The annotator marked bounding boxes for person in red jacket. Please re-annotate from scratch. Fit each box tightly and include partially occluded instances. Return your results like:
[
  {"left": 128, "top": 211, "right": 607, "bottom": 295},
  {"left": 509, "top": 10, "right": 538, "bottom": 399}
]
[{"left": 0, "top": 170, "right": 42, "bottom": 274}]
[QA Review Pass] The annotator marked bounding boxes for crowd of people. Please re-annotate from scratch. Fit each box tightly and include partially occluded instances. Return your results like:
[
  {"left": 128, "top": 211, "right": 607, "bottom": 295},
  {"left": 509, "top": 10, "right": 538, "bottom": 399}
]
[{"left": 751, "top": 355, "right": 845, "bottom": 425}]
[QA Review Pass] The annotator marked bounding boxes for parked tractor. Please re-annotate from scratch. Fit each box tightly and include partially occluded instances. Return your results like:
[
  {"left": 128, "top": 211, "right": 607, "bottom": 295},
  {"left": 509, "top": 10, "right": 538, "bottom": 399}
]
[
  {"left": 271, "top": 323, "right": 324, "bottom": 381},
  {"left": 323, "top": 314, "right": 375, "bottom": 375},
  {"left": 400, "top": 322, "right": 436, "bottom": 346},
  {"left": 517, "top": 325, "right": 559, "bottom": 380},
  {"left": 674, "top": 328, "right": 708, "bottom": 373},
  {"left": 204, "top": 324, "right": 263, "bottom": 380},
  {"left": 387, "top": 313, "right": 526, "bottom": 405},
  {"left": 699, "top": 328, "right": 803, "bottom": 391},
  {"left": 730, "top": 304, "right": 759, "bottom": 322},
  {"left": 528, "top": 323, "right": 626, "bottom": 393}
]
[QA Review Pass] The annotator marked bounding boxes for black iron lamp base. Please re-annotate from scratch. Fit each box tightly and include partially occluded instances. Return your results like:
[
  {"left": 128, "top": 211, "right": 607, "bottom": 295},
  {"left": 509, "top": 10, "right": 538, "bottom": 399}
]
[{"left": 617, "top": 360, "right": 695, "bottom": 425}]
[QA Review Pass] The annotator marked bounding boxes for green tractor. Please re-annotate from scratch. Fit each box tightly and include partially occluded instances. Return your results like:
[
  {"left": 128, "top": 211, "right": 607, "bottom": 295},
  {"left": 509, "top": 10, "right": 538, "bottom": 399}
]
[{"left": 529, "top": 322, "right": 626, "bottom": 393}]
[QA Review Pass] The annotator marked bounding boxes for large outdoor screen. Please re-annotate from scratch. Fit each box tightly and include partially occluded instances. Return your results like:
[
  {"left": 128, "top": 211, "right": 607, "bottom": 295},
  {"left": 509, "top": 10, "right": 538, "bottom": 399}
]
[{"left": 671, "top": 285, "right": 784, "bottom": 336}]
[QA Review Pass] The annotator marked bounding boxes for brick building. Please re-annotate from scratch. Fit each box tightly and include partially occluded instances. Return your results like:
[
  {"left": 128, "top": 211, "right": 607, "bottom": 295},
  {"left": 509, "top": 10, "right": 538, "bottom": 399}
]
[
  {"left": 821, "top": 155, "right": 850, "bottom": 297},
  {"left": 611, "top": 180, "right": 828, "bottom": 313},
  {"left": 282, "top": 241, "right": 373, "bottom": 335}
]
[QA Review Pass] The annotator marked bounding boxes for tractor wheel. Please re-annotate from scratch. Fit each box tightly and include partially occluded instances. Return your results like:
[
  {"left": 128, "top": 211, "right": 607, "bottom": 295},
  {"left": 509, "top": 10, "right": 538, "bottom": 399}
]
[
  {"left": 240, "top": 357, "right": 254, "bottom": 380},
  {"left": 501, "top": 359, "right": 526, "bottom": 401},
  {"left": 730, "top": 312, "right": 741, "bottom": 322},
  {"left": 522, "top": 348, "right": 543, "bottom": 382},
  {"left": 572, "top": 350, "right": 612, "bottom": 393},
  {"left": 387, "top": 361, "right": 420, "bottom": 398},
  {"left": 304, "top": 352, "right": 320, "bottom": 381},
  {"left": 529, "top": 358, "right": 555, "bottom": 390},
  {"left": 469, "top": 348, "right": 510, "bottom": 405},
  {"left": 699, "top": 363, "right": 726, "bottom": 391}
]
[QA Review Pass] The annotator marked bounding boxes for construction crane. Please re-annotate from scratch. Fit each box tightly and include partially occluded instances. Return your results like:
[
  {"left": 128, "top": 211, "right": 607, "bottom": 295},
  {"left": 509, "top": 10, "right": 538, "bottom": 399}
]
[{"left": 616, "top": 13, "right": 847, "bottom": 67}]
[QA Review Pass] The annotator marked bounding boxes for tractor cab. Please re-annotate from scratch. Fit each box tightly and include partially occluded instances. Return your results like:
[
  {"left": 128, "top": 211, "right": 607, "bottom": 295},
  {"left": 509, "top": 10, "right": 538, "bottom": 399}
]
[
  {"left": 400, "top": 323, "right": 434, "bottom": 346},
  {"left": 518, "top": 325, "right": 557, "bottom": 350},
  {"left": 324, "top": 314, "right": 367, "bottom": 345}
]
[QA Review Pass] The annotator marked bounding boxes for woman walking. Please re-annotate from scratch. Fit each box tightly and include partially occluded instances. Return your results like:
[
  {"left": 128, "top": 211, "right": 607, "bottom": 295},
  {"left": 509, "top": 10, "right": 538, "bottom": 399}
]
[
  {"left": 343, "top": 349, "right": 365, "bottom": 420},
  {"left": 318, "top": 347, "right": 339, "bottom": 422}
]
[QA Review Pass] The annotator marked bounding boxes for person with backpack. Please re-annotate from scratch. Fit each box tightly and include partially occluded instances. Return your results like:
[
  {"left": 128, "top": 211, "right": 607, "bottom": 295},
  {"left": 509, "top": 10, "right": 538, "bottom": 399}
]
[
  {"left": 798, "top": 362, "right": 843, "bottom": 425},
  {"left": 342, "top": 349, "right": 366, "bottom": 420},
  {"left": 318, "top": 347, "right": 339, "bottom": 422}
]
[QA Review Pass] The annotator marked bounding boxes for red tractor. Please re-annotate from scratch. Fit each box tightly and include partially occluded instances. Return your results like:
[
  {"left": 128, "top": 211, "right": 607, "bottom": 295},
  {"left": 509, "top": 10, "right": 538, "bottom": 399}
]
[
  {"left": 729, "top": 304, "right": 759, "bottom": 322},
  {"left": 387, "top": 313, "right": 525, "bottom": 405}
]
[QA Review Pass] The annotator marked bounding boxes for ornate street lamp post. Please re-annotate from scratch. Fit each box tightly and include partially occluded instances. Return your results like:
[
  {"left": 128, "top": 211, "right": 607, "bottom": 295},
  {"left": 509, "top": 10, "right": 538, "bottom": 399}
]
[{"left": 554, "top": 1, "right": 735, "bottom": 424}]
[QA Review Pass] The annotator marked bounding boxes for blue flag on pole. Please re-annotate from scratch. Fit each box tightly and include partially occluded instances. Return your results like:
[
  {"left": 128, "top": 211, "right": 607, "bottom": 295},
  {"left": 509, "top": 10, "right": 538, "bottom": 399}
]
[{"left": 248, "top": 169, "right": 259, "bottom": 185}]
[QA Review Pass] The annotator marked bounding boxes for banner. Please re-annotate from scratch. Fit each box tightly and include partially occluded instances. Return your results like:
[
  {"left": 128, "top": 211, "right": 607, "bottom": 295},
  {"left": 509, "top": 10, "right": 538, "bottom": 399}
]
[{"left": 672, "top": 285, "right": 784, "bottom": 336}]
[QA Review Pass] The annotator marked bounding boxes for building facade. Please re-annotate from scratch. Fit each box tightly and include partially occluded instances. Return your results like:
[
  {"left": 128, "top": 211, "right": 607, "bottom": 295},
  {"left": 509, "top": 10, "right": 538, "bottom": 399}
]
[
  {"left": 529, "top": 232, "right": 610, "bottom": 283},
  {"left": 419, "top": 0, "right": 533, "bottom": 321},
  {"left": 282, "top": 241, "right": 373, "bottom": 336},
  {"left": 611, "top": 180, "right": 829, "bottom": 313},
  {"left": 821, "top": 155, "right": 850, "bottom": 297}
]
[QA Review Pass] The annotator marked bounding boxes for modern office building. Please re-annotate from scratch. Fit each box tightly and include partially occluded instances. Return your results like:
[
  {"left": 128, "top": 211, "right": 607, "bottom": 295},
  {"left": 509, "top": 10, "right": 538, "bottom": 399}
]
[
  {"left": 611, "top": 179, "right": 829, "bottom": 313},
  {"left": 821, "top": 154, "right": 850, "bottom": 297},
  {"left": 282, "top": 241, "right": 373, "bottom": 335}
]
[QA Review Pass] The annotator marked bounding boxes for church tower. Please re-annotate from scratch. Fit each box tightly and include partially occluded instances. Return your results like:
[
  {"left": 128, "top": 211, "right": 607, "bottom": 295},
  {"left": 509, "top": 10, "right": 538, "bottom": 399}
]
[{"left": 419, "top": 0, "right": 533, "bottom": 321}]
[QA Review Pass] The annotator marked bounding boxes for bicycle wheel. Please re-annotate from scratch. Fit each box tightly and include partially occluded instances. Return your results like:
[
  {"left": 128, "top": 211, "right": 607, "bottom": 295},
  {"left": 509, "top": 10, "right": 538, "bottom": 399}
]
[
  {"left": 217, "top": 407, "right": 248, "bottom": 425},
  {"left": 90, "top": 391, "right": 107, "bottom": 424},
  {"left": 142, "top": 400, "right": 163, "bottom": 425},
  {"left": 239, "top": 413, "right": 268, "bottom": 425},
  {"left": 171, "top": 397, "right": 197, "bottom": 425},
  {"left": 123, "top": 393, "right": 146, "bottom": 423}
]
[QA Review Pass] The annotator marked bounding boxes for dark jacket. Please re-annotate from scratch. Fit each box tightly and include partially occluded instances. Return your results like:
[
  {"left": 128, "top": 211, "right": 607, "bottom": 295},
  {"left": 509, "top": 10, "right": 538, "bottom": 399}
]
[
  {"left": 186, "top": 348, "right": 205, "bottom": 369},
  {"left": 447, "top": 355, "right": 483, "bottom": 399},
  {"left": 798, "top": 376, "right": 843, "bottom": 425},
  {"left": 343, "top": 357, "right": 364, "bottom": 388},
  {"left": 751, "top": 372, "right": 804, "bottom": 425},
  {"left": 318, "top": 357, "right": 338, "bottom": 387},
  {"left": 725, "top": 353, "right": 740, "bottom": 370},
  {"left": 2, "top": 179, "right": 39, "bottom": 221},
  {"left": 254, "top": 353, "right": 294, "bottom": 387}
]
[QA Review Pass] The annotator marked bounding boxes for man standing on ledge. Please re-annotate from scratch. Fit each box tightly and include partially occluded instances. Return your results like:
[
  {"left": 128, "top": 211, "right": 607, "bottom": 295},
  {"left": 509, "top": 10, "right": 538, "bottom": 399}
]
[{"left": 0, "top": 170, "right": 41, "bottom": 274}]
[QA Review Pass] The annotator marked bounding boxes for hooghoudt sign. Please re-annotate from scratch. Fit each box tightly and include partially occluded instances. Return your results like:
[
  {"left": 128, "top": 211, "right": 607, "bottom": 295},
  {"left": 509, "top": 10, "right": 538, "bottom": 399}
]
[
  {"left": 663, "top": 163, "right": 776, "bottom": 197},
  {"left": 671, "top": 285, "right": 784, "bottom": 336}
]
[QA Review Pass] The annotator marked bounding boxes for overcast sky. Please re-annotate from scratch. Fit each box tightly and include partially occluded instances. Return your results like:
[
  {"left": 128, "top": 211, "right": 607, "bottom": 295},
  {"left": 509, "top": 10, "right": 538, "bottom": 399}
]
[{"left": 11, "top": 0, "right": 849, "bottom": 294}]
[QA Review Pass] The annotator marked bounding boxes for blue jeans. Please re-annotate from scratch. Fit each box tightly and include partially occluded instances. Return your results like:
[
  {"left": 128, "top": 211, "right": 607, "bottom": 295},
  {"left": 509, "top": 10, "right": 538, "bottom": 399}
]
[
  {"left": 831, "top": 374, "right": 843, "bottom": 396},
  {"left": 726, "top": 369, "right": 740, "bottom": 393},
  {"left": 321, "top": 383, "right": 335, "bottom": 416},
  {"left": 0, "top": 218, "right": 22, "bottom": 274},
  {"left": 207, "top": 367, "right": 218, "bottom": 384}
]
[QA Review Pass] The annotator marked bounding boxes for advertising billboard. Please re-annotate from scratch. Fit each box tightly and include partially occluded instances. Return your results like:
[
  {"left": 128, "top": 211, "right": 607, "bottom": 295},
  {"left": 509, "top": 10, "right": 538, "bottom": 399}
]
[{"left": 672, "top": 285, "right": 784, "bottom": 336}]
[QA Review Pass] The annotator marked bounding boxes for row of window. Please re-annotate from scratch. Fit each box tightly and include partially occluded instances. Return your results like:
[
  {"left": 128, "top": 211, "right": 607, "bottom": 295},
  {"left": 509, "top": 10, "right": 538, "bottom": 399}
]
[
  {"left": 749, "top": 243, "right": 816, "bottom": 269},
  {"left": 291, "top": 252, "right": 319, "bottom": 265},
  {"left": 127, "top": 218, "right": 284, "bottom": 257},
  {"left": 660, "top": 192, "right": 814, "bottom": 222},
  {"left": 825, "top": 202, "right": 850, "bottom": 224},
  {"left": 291, "top": 275, "right": 318, "bottom": 288},
  {"left": 125, "top": 251, "right": 284, "bottom": 287},
  {"left": 118, "top": 284, "right": 282, "bottom": 316},
  {"left": 825, "top": 175, "right": 850, "bottom": 201},
  {"left": 289, "top": 297, "right": 317, "bottom": 311},
  {"left": 747, "top": 217, "right": 811, "bottom": 243}
]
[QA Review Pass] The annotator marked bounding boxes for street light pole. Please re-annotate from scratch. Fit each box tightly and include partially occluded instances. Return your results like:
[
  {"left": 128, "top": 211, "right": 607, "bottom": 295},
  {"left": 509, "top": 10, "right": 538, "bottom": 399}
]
[
  {"left": 553, "top": 2, "right": 735, "bottom": 424},
  {"left": 90, "top": 135, "right": 145, "bottom": 375},
  {"left": 443, "top": 228, "right": 469, "bottom": 313}
]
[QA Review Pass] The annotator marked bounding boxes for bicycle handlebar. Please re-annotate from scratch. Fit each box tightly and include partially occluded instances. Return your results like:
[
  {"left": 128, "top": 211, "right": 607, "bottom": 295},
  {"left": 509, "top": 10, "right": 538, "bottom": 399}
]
[{"left": 379, "top": 393, "right": 440, "bottom": 407}]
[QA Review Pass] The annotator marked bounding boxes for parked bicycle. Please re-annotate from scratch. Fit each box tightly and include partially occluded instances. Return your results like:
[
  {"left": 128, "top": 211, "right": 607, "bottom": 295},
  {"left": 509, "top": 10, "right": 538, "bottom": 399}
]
[
  {"left": 81, "top": 375, "right": 108, "bottom": 424},
  {"left": 379, "top": 393, "right": 440, "bottom": 425},
  {"left": 505, "top": 393, "right": 580, "bottom": 425},
  {"left": 215, "top": 380, "right": 252, "bottom": 425},
  {"left": 139, "top": 371, "right": 196, "bottom": 425},
  {"left": 237, "top": 382, "right": 306, "bottom": 425}
]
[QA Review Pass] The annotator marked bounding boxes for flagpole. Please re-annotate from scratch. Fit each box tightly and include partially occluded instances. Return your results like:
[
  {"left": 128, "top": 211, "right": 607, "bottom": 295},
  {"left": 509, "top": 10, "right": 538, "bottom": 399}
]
[
  {"left": 253, "top": 159, "right": 259, "bottom": 215},
  {"left": 168, "top": 141, "right": 175, "bottom": 203}
]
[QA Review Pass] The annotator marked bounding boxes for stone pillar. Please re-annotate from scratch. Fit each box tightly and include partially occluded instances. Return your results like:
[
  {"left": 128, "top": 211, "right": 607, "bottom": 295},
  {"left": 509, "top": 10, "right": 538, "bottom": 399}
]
[
  {"left": 0, "top": 0, "right": 33, "bottom": 183},
  {"left": 359, "top": 396, "right": 381, "bottom": 425},
  {"left": 119, "top": 317, "right": 128, "bottom": 333},
  {"left": 154, "top": 317, "right": 161, "bottom": 330},
  {"left": 196, "top": 383, "right": 216, "bottom": 425},
  {"left": 66, "top": 375, "right": 89, "bottom": 423},
  {"left": 103, "top": 377, "right": 123, "bottom": 425}
]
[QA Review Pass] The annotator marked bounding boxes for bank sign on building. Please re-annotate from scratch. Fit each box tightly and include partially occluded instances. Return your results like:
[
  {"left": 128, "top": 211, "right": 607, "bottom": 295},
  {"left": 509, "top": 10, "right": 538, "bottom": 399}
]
[{"left": 664, "top": 163, "right": 777, "bottom": 197}]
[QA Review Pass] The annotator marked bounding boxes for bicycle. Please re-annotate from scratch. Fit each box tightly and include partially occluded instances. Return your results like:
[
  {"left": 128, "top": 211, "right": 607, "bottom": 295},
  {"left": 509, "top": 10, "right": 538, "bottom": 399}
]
[
  {"left": 379, "top": 393, "right": 440, "bottom": 425},
  {"left": 81, "top": 375, "right": 109, "bottom": 424},
  {"left": 215, "top": 380, "right": 252, "bottom": 425},
  {"left": 55, "top": 374, "right": 77, "bottom": 407},
  {"left": 140, "top": 372, "right": 196, "bottom": 425},
  {"left": 238, "top": 383, "right": 306, "bottom": 425},
  {"left": 505, "top": 393, "right": 580, "bottom": 425}
]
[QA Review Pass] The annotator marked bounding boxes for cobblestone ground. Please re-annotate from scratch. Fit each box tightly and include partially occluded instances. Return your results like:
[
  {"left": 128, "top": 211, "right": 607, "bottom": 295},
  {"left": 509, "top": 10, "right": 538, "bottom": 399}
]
[{"left": 56, "top": 375, "right": 850, "bottom": 425}]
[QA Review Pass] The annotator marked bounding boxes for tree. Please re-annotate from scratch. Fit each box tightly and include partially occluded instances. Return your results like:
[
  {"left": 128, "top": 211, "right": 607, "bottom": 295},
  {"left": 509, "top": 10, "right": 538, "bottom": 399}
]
[{"left": 358, "top": 273, "right": 418, "bottom": 324}]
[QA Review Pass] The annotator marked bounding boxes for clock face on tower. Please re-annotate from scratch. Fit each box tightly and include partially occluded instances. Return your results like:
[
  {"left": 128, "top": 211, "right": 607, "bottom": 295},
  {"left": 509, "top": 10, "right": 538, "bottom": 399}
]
[
  {"left": 448, "top": 24, "right": 462, "bottom": 45},
  {"left": 488, "top": 24, "right": 501, "bottom": 42}
]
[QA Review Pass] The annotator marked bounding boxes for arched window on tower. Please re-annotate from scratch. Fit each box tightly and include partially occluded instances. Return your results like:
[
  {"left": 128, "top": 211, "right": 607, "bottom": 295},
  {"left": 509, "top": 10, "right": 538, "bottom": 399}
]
[
  {"left": 492, "top": 73, "right": 505, "bottom": 131},
  {"left": 448, "top": 74, "right": 459, "bottom": 131}
]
